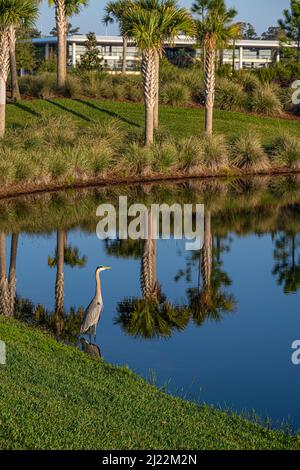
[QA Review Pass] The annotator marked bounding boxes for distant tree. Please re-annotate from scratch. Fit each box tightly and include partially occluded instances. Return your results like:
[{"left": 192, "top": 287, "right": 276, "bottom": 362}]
[
  {"left": 50, "top": 21, "right": 80, "bottom": 36},
  {"left": 261, "top": 25, "right": 281, "bottom": 40},
  {"left": 78, "top": 32, "right": 103, "bottom": 71},
  {"left": 15, "top": 26, "right": 39, "bottom": 71},
  {"left": 278, "top": 0, "right": 300, "bottom": 62},
  {"left": 240, "top": 22, "right": 258, "bottom": 39},
  {"left": 15, "top": 40, "right": 36, "bottom": 70}
]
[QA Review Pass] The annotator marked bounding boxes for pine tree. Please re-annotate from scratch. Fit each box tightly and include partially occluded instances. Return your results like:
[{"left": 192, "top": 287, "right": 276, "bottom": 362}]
[{"left": 78, "top": 32, "right": 103, "bottom": 71}]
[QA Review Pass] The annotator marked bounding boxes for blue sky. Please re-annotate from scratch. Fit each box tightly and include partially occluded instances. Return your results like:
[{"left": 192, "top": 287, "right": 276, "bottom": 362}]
[{"left": 39, "top": 0, "right": 290, "bottom": 36}]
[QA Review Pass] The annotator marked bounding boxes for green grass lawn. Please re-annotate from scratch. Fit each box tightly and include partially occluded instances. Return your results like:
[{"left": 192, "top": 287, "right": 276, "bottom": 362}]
[
  {"left": 0, "top": 317, "right": 299, "bottom": 450},
  {"left": 6, "top": 98, "right": 300, "bottom": 144}
]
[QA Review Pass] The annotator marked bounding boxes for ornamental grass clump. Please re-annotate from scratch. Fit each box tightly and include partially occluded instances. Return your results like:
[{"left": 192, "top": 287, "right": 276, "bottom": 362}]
[
  {"left": 202, "top": 134, "right": 229, "bottom": 171},
  {"left": 177, "top": 137, "right": 205, "bottom": 173},
  {"left": 215, "top": 78, "right": 246, "bottom": 111},
  {"left": 231, "top": 132, "right": 269, "bottom": 172},
  {"left": 160, "top": 83, "right": 191, "bottom": 107},
  {"left": 271, "top": 134, "right": 300, "bottom": 169},
  {"left": 249, "top": 83, "right": 283, "bottom": 117},
  {"left": 152, "top": 141, "right": 178, "bottom": 174}
]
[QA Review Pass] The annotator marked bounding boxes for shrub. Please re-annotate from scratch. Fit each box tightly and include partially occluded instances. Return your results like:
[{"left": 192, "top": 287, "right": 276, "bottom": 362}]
[
  {"left": 64, "top": 76, "right": 83, "bottom": 98},
  {"left": 177, "top": 137, "right": 205, "bottom": 173},
  {"left": 152, "top": 141, "right": 178, "bottom": 173},
  {"left": 119, "top": 143, "right": 153, "bottom": 176},
  {"left": 202, "top": 134, "right": 229, "bottom": 171},
  {"left": 271, "top": 134, "right": 300, "bottom": 169},
  {"left": 231, "top": 132, "right": 269, "bottom": 171},
  {"left": 249, "top": 83, "right": 283, "bottom": 116},
  {"left": 160, "top": 83, "right": 191, "bottom": 107},
  {"left": 233, "top": 70, "right": 260, "bottom": 93},
  {"left": 19, "top": 73, "right": 57, "bottom": 99},
  {"left": 215, "top": 78, "right": 246, "bottom": 111}
]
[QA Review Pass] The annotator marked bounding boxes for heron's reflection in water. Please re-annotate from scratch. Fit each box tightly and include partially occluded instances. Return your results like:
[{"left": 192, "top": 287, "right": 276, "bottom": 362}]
[{"left": 80, "top": 338, "right": 102, "bottom": 359}]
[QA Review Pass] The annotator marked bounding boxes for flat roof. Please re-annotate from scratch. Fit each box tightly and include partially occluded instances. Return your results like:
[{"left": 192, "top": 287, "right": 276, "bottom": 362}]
[
  {"left": 28, "top": 35, "right": 294, "bottom": 48},
  {"left": 26, "top": 35, "right": 298, "bottom": 50}
]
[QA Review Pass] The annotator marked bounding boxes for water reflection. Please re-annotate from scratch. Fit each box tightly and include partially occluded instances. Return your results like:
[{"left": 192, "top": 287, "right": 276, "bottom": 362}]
[
  {"left": 1, "top": 176, "right": 300, "bottom": 425},
  {"left": 48, "top": 230, "right": 86, "bottom": 335}
]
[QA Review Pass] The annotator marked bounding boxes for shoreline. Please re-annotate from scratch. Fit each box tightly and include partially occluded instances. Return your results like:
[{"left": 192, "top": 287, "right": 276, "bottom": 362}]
[
  {"left": 0, "top": 317, "right": 298, "bottom": 449},
  {"left": 1, "top": 166, "right": 300, "bottom": 201}
]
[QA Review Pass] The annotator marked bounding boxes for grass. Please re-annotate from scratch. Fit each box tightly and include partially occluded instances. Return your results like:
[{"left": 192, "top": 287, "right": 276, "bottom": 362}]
[
  {"left": 1, "top": 99, "right": 300, "bottom": 194},
  {"left": 6, "top": 98, "right": 300, "bottom": 144},
  {"left": 0, "top": 316, "right": 299, "bottom": 450}
]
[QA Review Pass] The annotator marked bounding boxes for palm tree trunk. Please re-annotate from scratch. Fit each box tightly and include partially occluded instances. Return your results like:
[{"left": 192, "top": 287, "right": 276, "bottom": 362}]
[
  {"left": 0, "top": 28, "right": 10, "bottom": 139},
  {"left": 9, "top": 26, "right": 21, "bottom": 102},
  {"left": 153, "top": 51, "right": 159, "bottom": 129},
  {"left": 141, "top": 50, "right": 156, "bottom": 146},
  {"left": 204, "top": 46, "right": 216, "bottom": 135},
  {"left": 8, "top": 233, "right": 19, "bottom": 317},
  {"left": 55, "top": 230, "right": 65, "bottom": 335},
  {"left": 0, "top": 233, "right": 10, "bottom": 317},
  {"left": 141, "top": 213, "right": 158, "bottom": 301},
  {"left": 56, "top": 0, "right": 67, "bottom": 88},
  {"left": 122, "top": 36, "right": 128, "bottom": 74},
  {"left": 201, "top": 211, "right": 212, "bottom": 305}
]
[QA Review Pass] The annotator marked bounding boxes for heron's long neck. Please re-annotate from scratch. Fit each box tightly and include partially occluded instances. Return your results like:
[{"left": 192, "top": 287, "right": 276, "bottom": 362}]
[{"left": 96, "top": 270, "right": 102, "bottom": 303}]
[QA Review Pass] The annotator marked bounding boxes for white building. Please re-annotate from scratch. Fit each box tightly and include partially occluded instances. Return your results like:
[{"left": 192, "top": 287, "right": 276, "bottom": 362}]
[{"left": 30, "top": 35, "right": 292, "bottom": 71}]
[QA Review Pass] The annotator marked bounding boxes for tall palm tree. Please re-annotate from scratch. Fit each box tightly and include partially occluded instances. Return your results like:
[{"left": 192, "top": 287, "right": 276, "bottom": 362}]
[
  {"left": 191, "top": 0, "right": 214, "bottom": 68},
  {"left": 49, "top": 0, "right": 88, "bottom": 88},
  {"left": 196, "top": 0, "right": 239, "bottom": 134},
  {"left": 0, "top": 0, "right": 38, "bottom": 137},
  {"left": 123, "top": 0, "right": 194, "bottom": 145},
  {"left": 9, "top": 1, "right": 39, "bottom": 102},
  {"left": 103, "top": 0, "right": 133, "bottom": 74},
  {"left": 138, "top": 0, "right": 194, "bottom": 130}
]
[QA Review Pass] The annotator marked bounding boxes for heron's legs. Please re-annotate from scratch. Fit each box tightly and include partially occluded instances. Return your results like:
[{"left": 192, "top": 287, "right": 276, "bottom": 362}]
[
  {"left": 89, "top": 327, "right": 92, "bottom": 342},
  {"left": 93, "top": 324, "right": 97, "bottom": 341}
]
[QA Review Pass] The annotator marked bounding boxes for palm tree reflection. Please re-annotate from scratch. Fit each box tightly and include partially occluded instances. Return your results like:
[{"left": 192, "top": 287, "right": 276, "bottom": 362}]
[
  {"left": 0, "top": 232, "right": 19, "bottom": 317},
  {"left": 272, "top": 232, "right": 300, "bottom": 294},
  {"left": 48, "top": 230, "right": 87, "bottom": 335},
  {"left": 115, "top": 213, "right": 190, "bottom": 339}
]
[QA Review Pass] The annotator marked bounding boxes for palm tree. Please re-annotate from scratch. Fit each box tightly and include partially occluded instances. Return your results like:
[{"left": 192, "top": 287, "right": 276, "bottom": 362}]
[
  {"left": 0, "top": 0, "right": 38, "bottom": 137},
  {"left": 49, "top": 0, "right": 88, "bottom": 88},
  {"left": 196, "top": 0, "right": 239, "bottom": 134},
  {"left": 191, "top": 0, "right": 214, "bottom": 68},
  {"left": 123, "top": 0, "right": 194, "bottom": 145},
  {"left": 137, "top": 0, "right": 193, "bottom": 130},
  {"left": 9, "top": 1, "right": 39, "bottom": 102},
  {"left": 48, "top": 231, "right": 86, "bottom": 334},
  {"left": 103, "top": 0, "right": 133, "bottom": 74}
]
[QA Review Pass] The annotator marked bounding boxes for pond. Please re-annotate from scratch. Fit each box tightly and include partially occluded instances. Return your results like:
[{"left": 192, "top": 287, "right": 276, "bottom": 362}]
[{"left": 1, "top": 176, "right": 300, "bottom": 430}]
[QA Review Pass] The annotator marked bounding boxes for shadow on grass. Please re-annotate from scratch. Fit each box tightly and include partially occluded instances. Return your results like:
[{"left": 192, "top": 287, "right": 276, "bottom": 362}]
[
  {"left": 11, "top": 102, "right": 41, "bottom": 118},
  {"left": 76, "top": 99, "right": 140, "bottom": 128},
  {"left": 46, "top": 99, "right": 92, "bottom": 122}
]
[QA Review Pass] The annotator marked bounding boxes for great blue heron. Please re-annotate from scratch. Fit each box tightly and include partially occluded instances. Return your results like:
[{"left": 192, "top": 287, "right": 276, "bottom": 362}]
[{"left": 80, "top": 266, "right": 111, "bottom": 338}]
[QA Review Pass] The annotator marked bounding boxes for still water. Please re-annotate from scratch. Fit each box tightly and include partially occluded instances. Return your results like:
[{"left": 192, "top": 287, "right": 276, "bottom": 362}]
[{"left": 1, "top": 177, "right": 300, "bottom": 429}]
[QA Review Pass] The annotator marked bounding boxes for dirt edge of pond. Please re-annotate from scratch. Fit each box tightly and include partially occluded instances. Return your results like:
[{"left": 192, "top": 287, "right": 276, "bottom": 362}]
[{"left": 1, "top": 167, "right": 300, "bottom": 201}]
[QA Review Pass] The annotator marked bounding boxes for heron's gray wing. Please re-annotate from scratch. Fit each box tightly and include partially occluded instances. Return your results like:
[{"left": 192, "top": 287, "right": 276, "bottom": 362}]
[{"left": 81, "top": 297, "right": 102, "bottom": 333}]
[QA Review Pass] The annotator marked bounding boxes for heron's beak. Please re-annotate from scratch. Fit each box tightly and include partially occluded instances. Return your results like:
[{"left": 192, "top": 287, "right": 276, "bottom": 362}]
[{"left": 103, "top": 266, "right": 112, "bottom": 271}]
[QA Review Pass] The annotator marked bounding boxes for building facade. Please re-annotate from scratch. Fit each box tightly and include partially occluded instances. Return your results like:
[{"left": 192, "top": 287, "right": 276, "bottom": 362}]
[{"left": 30, "top": 35, "right": 291, "bottom": 72}]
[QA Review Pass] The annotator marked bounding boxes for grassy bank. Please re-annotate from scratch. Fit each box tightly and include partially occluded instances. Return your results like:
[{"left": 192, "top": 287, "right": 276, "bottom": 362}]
[
  {"left": 6, "top": 98, "right": 300, "bottom": 142},
  {"left": 0, "top": 317, "right": 299, "bottom": 450},
  {"left": 0, "top": 99, "right": 300, "bottom": 197}
]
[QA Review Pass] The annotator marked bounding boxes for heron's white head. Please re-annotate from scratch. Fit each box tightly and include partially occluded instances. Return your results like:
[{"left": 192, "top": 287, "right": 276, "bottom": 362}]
[{"left": 96, "top": 266, "right": 112, "bottom": 273}]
